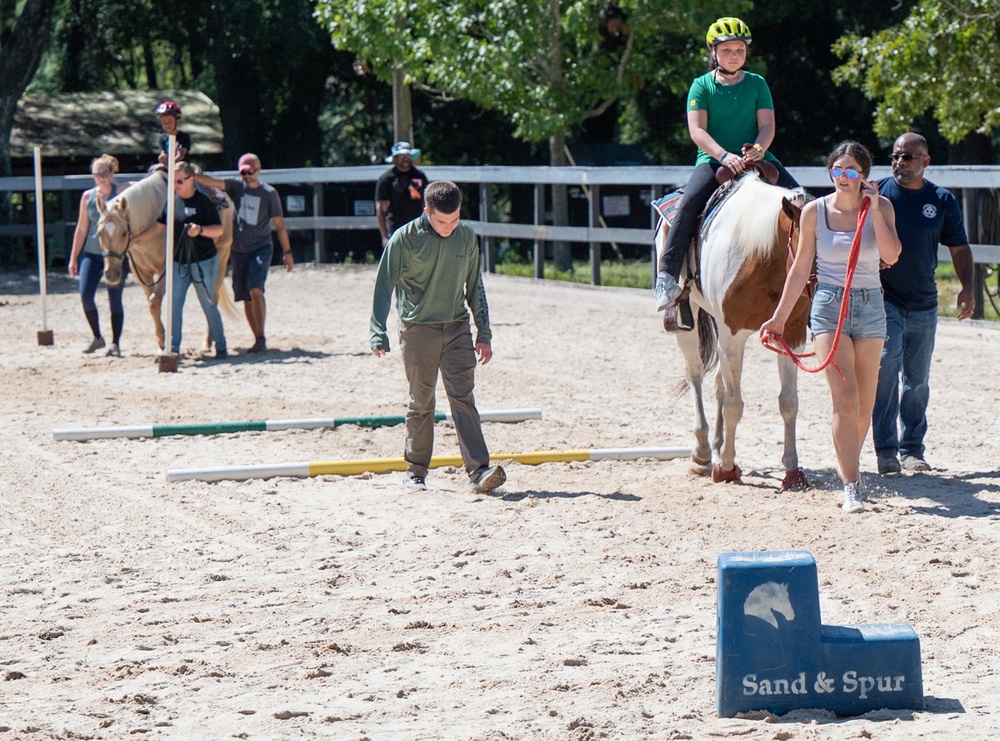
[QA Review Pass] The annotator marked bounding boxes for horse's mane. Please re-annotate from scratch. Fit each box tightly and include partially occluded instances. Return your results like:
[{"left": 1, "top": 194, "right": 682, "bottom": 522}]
[
  {"left": 713, "top": 173, "right": 794, "bottom": 261},
  {"left": 106, "top": 170, "right": 167, "bottom": 234}
]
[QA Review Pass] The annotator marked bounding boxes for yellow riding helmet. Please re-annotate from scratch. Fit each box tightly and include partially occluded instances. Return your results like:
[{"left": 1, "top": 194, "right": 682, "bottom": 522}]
[{"left": 706, "top": 17, "right": 752, "bottom": 47}]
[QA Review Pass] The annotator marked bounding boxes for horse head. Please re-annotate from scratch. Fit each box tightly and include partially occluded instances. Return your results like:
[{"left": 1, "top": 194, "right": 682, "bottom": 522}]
[
  {"left": 97, "top": 196, "right": 131, "bottom": 287},
  {"left": 743, "top": 582, "right": 796, "bottom": 629}
]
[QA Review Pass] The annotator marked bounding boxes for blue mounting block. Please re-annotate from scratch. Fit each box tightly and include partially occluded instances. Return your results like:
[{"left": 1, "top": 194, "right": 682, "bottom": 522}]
[{"left": 716, "top": 550, "right": 923, "bottom": 717}]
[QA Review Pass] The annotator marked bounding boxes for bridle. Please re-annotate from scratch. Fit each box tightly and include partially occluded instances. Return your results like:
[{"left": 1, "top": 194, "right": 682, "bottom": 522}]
[{"left": 101, "top": 221, "right": 162, "bottom": 289}]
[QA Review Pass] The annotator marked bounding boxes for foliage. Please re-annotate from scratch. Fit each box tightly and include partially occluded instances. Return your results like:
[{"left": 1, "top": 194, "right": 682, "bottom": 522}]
[
  {"left": 834, "top": 0, "right": 1000, "bottom": 145},
  {"left": 316, "top": 0, "right": 731, "bottom": 146}
]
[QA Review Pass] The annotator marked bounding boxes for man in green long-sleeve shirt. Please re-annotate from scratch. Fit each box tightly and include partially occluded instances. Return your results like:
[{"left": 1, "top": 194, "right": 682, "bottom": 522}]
[{"left": 370, "top": 181, "right": 507, "bottom": 494}]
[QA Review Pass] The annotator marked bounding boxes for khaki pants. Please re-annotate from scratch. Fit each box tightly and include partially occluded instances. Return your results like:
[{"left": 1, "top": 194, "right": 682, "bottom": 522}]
[{"left": 400, "top": 320, "right": 489, "bottom": 477}]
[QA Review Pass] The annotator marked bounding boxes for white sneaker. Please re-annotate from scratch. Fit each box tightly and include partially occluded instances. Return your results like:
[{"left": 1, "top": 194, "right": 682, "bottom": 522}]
[
  {"left": 106, "top": 343, "right": 122, "bottom": 358},
  {"left": 403, "top": 472, "right": 427, "bottom": 491},
  {"left": 842, "top": 482, "right": 864, "bottom": 514},
  {"left": 653, "top": 272, "right": 682, "bottom": 312},
  {"left": 901, "top": 455, "right": 931, "bottom": 472},
  {"left": 469, "top": 465, "right": 506, "bottom": 493}
]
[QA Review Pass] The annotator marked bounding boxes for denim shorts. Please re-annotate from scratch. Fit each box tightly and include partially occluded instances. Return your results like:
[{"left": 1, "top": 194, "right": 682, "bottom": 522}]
[
  {"left": 231, "top": 243, "right": 273, "bottom": 302},
  {"left": 810, "top": 284, "right": 887, "bottom": 340}
]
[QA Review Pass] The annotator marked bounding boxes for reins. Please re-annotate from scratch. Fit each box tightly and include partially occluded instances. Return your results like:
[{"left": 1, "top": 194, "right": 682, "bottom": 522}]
[{"left": 759, "top": 198, "right": 871, "bottom": 376}]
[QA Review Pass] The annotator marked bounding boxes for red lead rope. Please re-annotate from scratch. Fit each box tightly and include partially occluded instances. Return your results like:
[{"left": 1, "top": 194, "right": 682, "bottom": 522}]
[{"left": 759, "top": 198, "right": 871, "bottom": 376}]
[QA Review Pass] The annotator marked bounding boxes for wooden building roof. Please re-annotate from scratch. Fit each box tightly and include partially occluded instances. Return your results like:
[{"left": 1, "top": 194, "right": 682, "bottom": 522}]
[{"left": 11, "top": 89, "right": 223, "bottom": 163}]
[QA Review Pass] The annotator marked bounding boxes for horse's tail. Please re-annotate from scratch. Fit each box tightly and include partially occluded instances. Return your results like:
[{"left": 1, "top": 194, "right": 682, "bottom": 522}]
[
  {"left": 698, "top": 309, "right": 719, "bottom": 375},
  {"left": 671, "top": 308, "right": 720, "bottom": 399},
  {"left": 213, "top": 192, "right": 240, "bottom": 320}
]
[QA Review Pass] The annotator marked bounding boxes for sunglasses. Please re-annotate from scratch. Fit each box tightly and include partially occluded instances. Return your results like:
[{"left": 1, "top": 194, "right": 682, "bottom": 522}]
[
  {"left": 830, "top": 167, "right": 860, "bottom": 180},
  {"left": 175, "top": 176, "right": 193, "bottom": 185},
  {"left": 240, "top": 169, "right": 259, "bottom": 176},
  {"left": 93, "top": 171, "right": 112, "bottom": 178},
  {"left": 890, "top": 152, "right": 926, "bottom": 162}
]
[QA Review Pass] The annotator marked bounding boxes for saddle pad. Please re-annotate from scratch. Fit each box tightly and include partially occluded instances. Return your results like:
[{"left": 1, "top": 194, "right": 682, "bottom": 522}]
[{"left": 651, "top": 189, "right": 685, "bottom": 226}]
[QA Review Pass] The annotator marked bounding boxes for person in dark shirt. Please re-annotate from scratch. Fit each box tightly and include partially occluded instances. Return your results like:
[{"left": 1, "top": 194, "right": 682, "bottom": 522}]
[
  {"left": 375, "top": 141, "right": 429, "bottom": 247},
  {"left": 133, "top": 161, "right": 228, "bottom": 359},
  {"left": 872, "top": 132, "right": 975, "bottom": 475}
]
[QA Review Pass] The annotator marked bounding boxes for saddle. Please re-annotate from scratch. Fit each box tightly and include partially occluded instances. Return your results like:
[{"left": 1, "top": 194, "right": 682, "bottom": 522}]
[{"left": 715, "top": 143, "right": 779, "bottom": 186}]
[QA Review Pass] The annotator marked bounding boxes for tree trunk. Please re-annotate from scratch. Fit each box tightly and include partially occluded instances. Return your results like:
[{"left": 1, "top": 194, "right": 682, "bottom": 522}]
[
  {"left": 546, "top": 0, "right": 571, "bottom": 272},
  {"left": 0, "top": 0, "right": 58, "bottom": 261},
  {"left": 393, "top": 68, "right": 413, "bottom": 144}
]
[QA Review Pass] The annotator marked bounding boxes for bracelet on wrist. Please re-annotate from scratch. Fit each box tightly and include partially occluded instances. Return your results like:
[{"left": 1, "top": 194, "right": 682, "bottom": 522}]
[
  {"left": 283, "top": 250, "right": 292, "bottom": 256},
  {"left": 721, "top": 151, "right": 730, "bottom": 162},
  {"left": 753, "top": 143, "right": 764, "bottom": 154}
]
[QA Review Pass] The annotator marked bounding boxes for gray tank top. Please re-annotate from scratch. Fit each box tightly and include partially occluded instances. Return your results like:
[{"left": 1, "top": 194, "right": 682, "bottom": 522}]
[
  {"left": 83, "top": 185, "right": 119, "bottom": 255},
  {"left": 814, "top": 196, "right": 881, "bottom": 289}
]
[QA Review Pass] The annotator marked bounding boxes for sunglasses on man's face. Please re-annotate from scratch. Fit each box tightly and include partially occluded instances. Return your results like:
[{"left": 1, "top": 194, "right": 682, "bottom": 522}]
[
  {"left": 175, "top": 176, "right": 193, "bottom": 185},
  {"left": 830, "top": 167, "right": 860, "bottom": 180},
  {"left": 890, "top": 152, "right": 926, "bottom": 163}
]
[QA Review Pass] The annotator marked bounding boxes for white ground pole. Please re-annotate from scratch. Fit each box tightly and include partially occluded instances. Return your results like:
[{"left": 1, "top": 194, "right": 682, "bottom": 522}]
[
  {"left": 166, "top": 446, "right": 693, "bottom": 483},
  {"left": 164, "top": 135, "right": 177, "bottom": 356},
  {"left": 33, "top": 147, "right": 48, "bottom": 332}
]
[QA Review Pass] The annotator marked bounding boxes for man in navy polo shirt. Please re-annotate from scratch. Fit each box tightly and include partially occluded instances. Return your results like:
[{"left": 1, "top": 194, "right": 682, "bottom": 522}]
[{"left": 873, "top": 132, "right": 975, "bottom": 475}]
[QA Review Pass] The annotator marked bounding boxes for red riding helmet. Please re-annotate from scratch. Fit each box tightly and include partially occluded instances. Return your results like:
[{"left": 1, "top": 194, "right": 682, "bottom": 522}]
[{"left": 156, "top": 101, "right": 182, "bottom": 118}]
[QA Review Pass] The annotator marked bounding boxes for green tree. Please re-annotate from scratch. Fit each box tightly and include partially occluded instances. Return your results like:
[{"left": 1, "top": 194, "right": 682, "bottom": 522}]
[{"left": 834, "top": 0, "right": 999, "bottom": 149}]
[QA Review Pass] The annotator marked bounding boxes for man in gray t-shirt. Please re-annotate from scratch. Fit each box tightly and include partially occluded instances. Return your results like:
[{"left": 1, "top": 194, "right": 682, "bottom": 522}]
[{"left": 195, "top": 153, "right": 293, "bottom": 353}]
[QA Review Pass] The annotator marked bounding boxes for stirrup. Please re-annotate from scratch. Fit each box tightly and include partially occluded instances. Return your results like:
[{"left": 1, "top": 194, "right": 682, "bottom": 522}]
[{"left": 662, "top": 288, "right": 694, "bottom": 333}]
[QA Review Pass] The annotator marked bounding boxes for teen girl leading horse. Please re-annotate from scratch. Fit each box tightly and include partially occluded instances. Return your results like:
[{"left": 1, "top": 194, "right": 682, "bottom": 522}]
[{"left": 654, "top": 16, "right": 799, "bottom": 313}]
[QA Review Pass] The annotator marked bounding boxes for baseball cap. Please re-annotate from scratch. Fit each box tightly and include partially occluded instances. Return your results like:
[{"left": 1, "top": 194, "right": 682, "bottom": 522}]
[
  {"left": 238, "top": 153, "right": 261, "bottom": 173},
  {"left": 385, "top": 141, "right": 421, "bottom": 163}
]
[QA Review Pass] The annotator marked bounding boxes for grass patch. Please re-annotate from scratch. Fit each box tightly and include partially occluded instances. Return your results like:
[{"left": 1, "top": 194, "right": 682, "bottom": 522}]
[
  {"left": 496, "top": 259, "right": 652, "bottom": 288},
  {"left": 936, "top": 263, "right": 1000, "bottom": 321}
]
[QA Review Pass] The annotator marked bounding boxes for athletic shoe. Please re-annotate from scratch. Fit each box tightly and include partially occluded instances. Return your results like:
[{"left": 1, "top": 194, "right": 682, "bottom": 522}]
[
  {"left": 901, "top": 455, "right": 931, "bottom": 472},
  {"left": 247, "top": 337, "right": 267, "bottom": 354},
  {"left": 105, "top": 343, "right": 122, "bottom": 358},
  {"left": 469, "top": 465, "right": 506, "bottom": 493},
  {"left": 83, "top": 336, "right": 106, "bottom": 354},
  {"left": 877, "top": 451, "right": 901, "bottom": 476},
  {"left": 403, "top": 472, "right": 427, "bottom": 491},
  {"left": 653, "top": 271, "right": 682, "bottom": 312},
  {"left": 842, "top": 481, "right": 864, "bottom": 514}
]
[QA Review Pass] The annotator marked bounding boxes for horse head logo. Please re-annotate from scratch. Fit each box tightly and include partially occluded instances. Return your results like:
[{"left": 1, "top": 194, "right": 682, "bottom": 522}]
[{"left": 743, "top": 582, "right": 795, "bottom": 629}]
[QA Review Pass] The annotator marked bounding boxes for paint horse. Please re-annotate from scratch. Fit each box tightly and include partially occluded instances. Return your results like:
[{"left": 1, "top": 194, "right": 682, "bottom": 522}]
[
  {"left": 655, "top": 172, "right": 811, "bottom": 489},
  {"left": 96, "top": 169, "right": 236, "bottom": 351}
]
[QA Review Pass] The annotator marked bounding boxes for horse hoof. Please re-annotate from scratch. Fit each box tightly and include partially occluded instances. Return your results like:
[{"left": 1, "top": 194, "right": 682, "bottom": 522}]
[
  {"left": 781, "top": 467, "right": 809, "bottom": 491},
  {"left": 712, "top": 463, "right": 742, "bottom": 483}
]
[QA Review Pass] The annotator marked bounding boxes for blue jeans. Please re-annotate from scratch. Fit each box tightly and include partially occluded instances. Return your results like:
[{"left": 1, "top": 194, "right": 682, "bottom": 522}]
[
  {"left": 171, "top": 255, "right": 226, "bottom": 354},
  {"left": 872, "top": 302, "right": 937, "bottom": 458}
]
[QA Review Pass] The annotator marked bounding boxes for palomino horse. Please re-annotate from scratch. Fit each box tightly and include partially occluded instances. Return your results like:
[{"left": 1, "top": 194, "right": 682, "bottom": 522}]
[
  {"left": 655, "top": 172, "right": 811, "bottom": 490},
  {"left": 96, "top": 169, "right": 236, "bottom": 351}
]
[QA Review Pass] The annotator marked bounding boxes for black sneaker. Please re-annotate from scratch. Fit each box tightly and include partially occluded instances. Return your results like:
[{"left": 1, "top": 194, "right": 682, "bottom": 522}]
[
  {"left": 247, "top": 337, "right": 267, "bottom": 354},
  {"left": 469, "top": 465, "right": 506, "bottom": 493}
]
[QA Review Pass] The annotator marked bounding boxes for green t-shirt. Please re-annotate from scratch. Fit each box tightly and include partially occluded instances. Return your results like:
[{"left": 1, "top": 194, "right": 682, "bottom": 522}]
[{"left": 686, "top": 71, "right": 776, "bottom": 166}]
